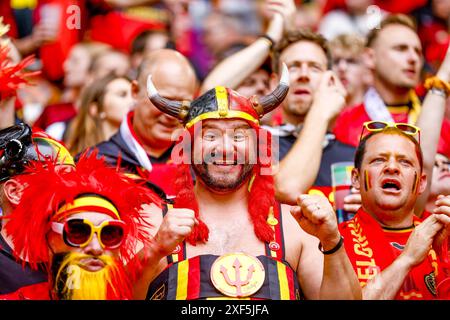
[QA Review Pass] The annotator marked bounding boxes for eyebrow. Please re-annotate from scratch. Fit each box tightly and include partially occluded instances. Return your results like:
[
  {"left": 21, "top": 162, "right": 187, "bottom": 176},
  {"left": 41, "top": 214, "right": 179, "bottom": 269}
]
[{"left": 202, "top": 124, "right": 252, "bottom": 130}]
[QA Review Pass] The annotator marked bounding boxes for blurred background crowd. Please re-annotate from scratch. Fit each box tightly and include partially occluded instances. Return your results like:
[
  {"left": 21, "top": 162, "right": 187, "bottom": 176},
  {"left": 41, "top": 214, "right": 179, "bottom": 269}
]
[{"left": 0, "top": 0, "right": 449, "bottom": 177}]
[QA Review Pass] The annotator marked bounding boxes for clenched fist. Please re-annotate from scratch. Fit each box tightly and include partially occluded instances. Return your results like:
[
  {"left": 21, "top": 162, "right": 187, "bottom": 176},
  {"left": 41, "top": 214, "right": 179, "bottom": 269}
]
[
  {"left": 153, "top": 207, "right": 198, "bottom": 257},
  {"left": 290, "top": 194, "right": 342, "bottom": 251}
]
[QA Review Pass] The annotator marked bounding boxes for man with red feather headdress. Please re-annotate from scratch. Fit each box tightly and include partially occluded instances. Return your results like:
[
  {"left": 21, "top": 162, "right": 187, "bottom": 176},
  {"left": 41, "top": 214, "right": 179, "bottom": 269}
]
[
  {"left": 0, "top": 151, "right": 161, "bottom": 300},
  {"left": 133, "top": 64, "right": 361, "bottom": 300}
]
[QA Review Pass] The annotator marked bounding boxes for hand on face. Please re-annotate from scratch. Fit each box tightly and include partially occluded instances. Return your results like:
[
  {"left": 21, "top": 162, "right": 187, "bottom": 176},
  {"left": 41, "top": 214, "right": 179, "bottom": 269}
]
[
  {"left": 343, "top": 187, "right": 362, "bottom": 213},
  {"left": 154, "top": 207, "right": 198, "bottom": 257},
  {"left": 311, "top": 71, "right": 347, "bottom": 121},
  {"left": 290, "top": 194, "right": 341, "bottom": 250}
]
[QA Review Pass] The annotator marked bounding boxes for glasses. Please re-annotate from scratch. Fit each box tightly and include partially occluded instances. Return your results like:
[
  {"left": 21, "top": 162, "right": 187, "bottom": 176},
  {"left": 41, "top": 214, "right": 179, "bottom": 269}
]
[
  {"left": 51, "top": 218, "right": 127, "bottom": 249},
  {"left": 360, "top": 121, "right": 421, "bottom": 143}
]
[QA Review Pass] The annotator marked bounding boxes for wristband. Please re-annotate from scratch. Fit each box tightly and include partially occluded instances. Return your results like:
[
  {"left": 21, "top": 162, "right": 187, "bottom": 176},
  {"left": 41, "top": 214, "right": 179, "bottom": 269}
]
[
  {"left": 430, "top": 87, "right": 447, "bottom": 98},
  {"left": 424, "top": 76, "right": 450, "bottom": 96},
  {"left": 260, "top": 34, "right": 275, "bottom": 50},
  {"left": 318, "top": 236, "right": 344, "bottom": 255}
]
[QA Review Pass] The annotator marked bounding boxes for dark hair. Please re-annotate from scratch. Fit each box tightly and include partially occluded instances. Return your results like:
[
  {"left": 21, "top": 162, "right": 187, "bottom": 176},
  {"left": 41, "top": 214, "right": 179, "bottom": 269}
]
[
  {"left": 366, "top": 14, "right": 417, "bottom": 48},
  {"left": 354, "top": 127, "right": 423, "bottom": 171},
  {"left": 272, "top": 29, "right": 331, "bottom": 73}
]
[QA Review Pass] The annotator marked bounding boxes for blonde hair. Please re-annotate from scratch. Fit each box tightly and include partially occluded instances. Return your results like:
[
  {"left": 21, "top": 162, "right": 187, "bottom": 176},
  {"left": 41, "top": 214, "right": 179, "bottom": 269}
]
[
  {"left": 329, "top": 33, "right": 366, "bottom": 57},
  {"left": 366, "top": 14, "right": 417, "bottom": 48}
]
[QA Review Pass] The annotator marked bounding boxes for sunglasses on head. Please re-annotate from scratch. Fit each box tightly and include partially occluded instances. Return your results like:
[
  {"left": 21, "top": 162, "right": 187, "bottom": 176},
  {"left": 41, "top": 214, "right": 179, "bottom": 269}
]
[
  {"left": 51, "top": 218, "right": 127, "bottom": 249},
  {"left": 360, "top": 121, "right": 421, "bottom": 143}
]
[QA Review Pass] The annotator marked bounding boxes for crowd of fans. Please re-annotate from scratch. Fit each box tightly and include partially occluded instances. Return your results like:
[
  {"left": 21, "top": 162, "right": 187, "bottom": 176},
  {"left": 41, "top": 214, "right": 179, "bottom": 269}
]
[{"left": 0, "top": 0, "right": 450, "bottom": 301}]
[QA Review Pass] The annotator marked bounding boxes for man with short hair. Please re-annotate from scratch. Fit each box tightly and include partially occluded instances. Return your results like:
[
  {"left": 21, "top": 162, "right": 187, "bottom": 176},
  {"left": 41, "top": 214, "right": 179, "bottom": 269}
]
[
  {"left": 329, "top": 33, "right": 371, "bottom": 108},
  {"left": 339, "top": 123, "right": 450, "bottom": 299},
  {"left": 0, "top": 152, "right": 161, "bottom": 300},
  {"left": 93, "top": 48, "right": 198, "bottom": 196},
  {"left": 0, "top": 123, "right": 75, "bottom": 294},
  {"left": 132, "top": 67, "right": 361, "bottom": 300},
  {"left": 333, "top": 14, "right": 450, "bottom": 158},
  {"left": 269, "top": 29, "right": 354, "bottom": 207}
]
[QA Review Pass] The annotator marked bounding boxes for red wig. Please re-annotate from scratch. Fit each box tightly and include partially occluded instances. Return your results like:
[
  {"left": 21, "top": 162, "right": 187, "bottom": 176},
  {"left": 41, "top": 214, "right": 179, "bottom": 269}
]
[{"left": 4, "top": 150, "right": 162, "bottom": 280}]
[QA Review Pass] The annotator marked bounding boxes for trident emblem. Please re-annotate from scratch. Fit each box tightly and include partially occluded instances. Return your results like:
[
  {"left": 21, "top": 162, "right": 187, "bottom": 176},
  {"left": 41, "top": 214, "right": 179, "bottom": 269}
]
[
  {"left": 220, "top": 258, "right": 255, "bottom": 297},
  {"left": 210, "top": 253, "right": 265, "bottom": 298}
]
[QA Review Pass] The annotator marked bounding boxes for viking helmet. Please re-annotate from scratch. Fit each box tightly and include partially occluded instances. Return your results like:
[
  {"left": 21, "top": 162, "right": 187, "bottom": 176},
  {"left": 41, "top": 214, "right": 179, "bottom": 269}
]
[{"left": 146, "top": 63, "right": 290, "bottom": 128}]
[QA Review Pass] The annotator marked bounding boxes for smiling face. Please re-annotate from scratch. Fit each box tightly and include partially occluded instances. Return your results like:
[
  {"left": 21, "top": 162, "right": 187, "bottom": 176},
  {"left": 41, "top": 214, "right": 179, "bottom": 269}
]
[
  {"left": 353, "top": 133, "right": 426, "bottom": 216},
  {"left": 191, "top": 119, "right": 257, "bottom": 194}
]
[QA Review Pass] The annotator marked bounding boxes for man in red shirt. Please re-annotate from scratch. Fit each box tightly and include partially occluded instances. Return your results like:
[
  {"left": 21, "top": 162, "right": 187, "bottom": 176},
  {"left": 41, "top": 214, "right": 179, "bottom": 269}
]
[
  {"left": 333, "top": 14, "right": 450, "bottom": 158},
  {"left": 339, "top": 124, "right": 450, "bottom": 299}
]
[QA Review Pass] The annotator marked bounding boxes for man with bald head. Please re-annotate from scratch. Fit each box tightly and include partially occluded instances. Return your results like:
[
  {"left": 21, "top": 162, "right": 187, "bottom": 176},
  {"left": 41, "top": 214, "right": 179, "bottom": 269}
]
[{"left": 92, "top": 49, "right": 198, "bottom": 196}]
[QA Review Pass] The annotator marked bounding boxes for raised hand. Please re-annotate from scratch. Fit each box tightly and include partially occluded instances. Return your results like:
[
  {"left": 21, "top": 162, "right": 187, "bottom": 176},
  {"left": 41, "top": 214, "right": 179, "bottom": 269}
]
[
  {"left": 311, "top": 71, "right": 347, "bottom": 122},
  {"left": 153, "top": 207, "right": 198, "bottom": 257},
  {"left": 290, "top": 194, "right": 342, "bottom": 251},
  {"left": 401, "top": 214, "right": 446, "bottom": 267},
  {"left": 343, "top": 187, "right": 362, "bottom": 213}
]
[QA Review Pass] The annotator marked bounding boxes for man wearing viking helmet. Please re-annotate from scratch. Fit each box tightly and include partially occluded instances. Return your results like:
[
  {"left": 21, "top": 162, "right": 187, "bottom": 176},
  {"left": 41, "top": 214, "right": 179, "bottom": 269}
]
[{"left": 134, "top": 64, "right": 361, "bottom": 300}]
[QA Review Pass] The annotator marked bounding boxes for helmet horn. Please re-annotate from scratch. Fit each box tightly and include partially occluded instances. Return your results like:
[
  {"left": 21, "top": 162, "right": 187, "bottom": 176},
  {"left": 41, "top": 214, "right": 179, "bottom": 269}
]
[
  {"left": 253, "top": 62, "right": 289, "bottom": 117},
  {"left": 146, "top": 74, "right": 190, "bottom": 120}
]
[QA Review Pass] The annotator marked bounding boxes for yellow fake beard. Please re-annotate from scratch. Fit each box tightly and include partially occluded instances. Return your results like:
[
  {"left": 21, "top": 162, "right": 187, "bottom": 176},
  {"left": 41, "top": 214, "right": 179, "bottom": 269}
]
[{"left": 54, "top": 252, "right": 127, "bottom": 300}]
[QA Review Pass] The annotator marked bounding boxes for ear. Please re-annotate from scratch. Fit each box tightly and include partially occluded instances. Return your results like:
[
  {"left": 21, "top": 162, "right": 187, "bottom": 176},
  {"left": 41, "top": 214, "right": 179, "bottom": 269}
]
[
  {"left": 362, "top": 47, "right": 375, "bottom": 70},
  {"left": 131, "top": 80, "right": 140, "bottom": 98},
  {"left": 351, "top": 168, "right": 361, "bottom": 191},
  {"left": 3, "top": 178, "right": 25, "bottom": 206},
  {"left": 417, "top": 171, "right": 428, "bottom": 195}
]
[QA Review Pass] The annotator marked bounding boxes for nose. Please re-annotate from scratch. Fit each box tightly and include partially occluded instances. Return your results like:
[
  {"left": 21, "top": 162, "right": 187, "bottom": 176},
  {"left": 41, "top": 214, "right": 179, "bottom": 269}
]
[
  {"left": 406, "top": 47, "right": 420, "bottom": 65},
  {"left": 214, "top": 135, "right": 235, "bottom": 160},
  {"left": 383, "top": 159, "right": 400, "bottom": 174},
  {"left": 83, "top": 233, "right": 103, "bottom": 257},
  {"left": 296, "top": 63, "right": 310, "bottom": 83}
]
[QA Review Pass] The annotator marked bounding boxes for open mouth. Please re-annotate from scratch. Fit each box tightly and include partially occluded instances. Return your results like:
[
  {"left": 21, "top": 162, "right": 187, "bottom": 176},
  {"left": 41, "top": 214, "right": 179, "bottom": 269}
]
[{"left": 381, "top": 179, "right": 401, "bottom": 192}]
